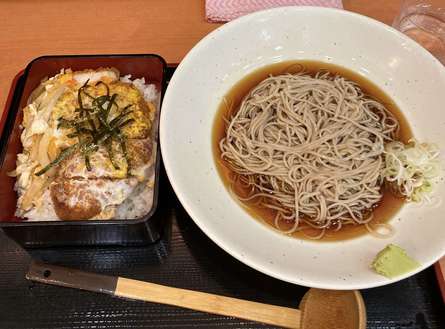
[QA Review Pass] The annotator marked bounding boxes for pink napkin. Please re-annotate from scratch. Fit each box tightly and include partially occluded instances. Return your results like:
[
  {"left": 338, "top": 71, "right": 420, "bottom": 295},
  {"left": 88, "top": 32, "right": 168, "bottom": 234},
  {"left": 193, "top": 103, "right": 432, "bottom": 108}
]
[{"left": 206, "top": 0, "right": 343, "bottom": 23}]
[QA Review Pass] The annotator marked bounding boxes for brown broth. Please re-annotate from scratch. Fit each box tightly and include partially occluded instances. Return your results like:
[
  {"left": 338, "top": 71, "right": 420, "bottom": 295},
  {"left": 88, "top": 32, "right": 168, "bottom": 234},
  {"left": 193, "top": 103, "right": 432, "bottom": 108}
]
[{"left": 212, "top": 60, "right": 413, "bottom": 241}]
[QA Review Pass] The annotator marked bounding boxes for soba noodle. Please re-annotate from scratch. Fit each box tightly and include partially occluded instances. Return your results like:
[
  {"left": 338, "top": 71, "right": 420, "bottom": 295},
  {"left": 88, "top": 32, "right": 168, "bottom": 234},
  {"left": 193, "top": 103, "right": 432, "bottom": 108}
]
[{"left": 219, "top": 72, "right": 399, "bottom": 236}]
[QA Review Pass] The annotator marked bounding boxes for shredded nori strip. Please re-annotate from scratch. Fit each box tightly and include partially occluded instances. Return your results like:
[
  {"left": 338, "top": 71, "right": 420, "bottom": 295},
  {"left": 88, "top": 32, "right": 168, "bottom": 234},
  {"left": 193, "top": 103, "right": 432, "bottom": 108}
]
[
  {"left": 35, "top": 80, "right": 136, "bottom": 176},
  {"left": 35, "top": 143, "right": 80, "bottom": 176}
]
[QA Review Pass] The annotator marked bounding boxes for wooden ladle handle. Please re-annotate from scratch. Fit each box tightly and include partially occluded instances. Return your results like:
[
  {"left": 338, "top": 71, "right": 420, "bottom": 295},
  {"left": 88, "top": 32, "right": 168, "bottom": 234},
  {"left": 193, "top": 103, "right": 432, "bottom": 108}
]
[
  {"left": 116, "top": 277, "right": 301, "bottom": 328},
  {"left": 27, "top": 261, "right": 301, "bottom": 328}
]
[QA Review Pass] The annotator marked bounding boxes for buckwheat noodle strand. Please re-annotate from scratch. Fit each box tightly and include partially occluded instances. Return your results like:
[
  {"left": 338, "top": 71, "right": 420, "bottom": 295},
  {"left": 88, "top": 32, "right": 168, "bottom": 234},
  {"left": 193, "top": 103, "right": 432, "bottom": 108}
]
[{"left": 219, "top": 72, "right": 398, "bottom": 238}]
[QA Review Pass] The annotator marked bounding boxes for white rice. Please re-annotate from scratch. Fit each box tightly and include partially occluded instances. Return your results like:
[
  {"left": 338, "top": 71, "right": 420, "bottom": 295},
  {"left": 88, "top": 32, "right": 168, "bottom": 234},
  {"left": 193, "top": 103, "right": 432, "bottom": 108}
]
[{"left": 120, "top": 75, "right": 158, "bottom": 103}]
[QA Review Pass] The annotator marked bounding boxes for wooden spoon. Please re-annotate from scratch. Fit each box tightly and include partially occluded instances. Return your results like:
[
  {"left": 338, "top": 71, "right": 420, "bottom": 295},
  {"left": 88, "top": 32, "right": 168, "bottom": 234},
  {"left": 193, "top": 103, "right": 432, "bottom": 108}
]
[
  {"left": 299, "top": 288, "right": 366, "bottom": 329},
  {"left": 26, "top": 261, "right": 366, "bottom": 329}
]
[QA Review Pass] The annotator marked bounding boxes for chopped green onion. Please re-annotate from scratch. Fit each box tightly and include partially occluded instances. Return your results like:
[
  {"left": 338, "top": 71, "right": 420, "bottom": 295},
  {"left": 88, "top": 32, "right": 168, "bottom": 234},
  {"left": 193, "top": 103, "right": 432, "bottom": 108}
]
[{"left": 382, "top": 140, "right": 442, "bottom": 203}]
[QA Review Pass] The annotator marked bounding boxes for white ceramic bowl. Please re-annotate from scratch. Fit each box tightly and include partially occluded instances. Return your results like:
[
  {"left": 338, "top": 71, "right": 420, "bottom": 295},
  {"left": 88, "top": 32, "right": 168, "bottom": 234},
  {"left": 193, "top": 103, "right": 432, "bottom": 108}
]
[{"left": 160, "top": 6, "right": 445, "bottom": 289}]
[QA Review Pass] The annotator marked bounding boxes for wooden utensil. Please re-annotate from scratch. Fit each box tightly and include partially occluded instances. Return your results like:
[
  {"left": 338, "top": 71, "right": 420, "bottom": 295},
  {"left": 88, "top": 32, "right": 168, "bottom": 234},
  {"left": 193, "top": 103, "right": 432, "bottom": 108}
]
[{"left": 26, "top": 261, "right": 366, "bottom": 329}]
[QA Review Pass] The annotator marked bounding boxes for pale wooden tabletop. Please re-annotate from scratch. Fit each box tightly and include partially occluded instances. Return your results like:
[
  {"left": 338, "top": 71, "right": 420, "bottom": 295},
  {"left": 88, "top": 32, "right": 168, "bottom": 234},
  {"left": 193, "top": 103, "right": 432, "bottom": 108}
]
[{"left": 0, "top": 0, "right": 401, "bottom": 115}]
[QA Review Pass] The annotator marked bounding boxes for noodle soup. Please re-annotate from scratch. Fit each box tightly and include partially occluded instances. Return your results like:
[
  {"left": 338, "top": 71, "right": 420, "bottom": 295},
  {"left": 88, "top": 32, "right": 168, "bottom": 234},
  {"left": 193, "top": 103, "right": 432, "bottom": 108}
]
[{"left": 213, "top": 61, "right": 413, "bottom": 241}]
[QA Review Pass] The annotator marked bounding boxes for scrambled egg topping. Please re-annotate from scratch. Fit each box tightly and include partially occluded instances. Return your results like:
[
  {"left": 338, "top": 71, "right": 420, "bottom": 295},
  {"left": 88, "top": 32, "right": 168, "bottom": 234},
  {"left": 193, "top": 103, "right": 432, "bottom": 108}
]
[{"left": 12, "top": 68, "right": 158, "bottom": 220}]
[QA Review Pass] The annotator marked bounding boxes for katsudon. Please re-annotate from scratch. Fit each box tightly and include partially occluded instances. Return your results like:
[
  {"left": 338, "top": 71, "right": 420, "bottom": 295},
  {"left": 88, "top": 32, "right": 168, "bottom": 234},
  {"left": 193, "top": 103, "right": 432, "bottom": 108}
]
[{"left": 10, "top": 68, "right": 159, "bottom": 220}]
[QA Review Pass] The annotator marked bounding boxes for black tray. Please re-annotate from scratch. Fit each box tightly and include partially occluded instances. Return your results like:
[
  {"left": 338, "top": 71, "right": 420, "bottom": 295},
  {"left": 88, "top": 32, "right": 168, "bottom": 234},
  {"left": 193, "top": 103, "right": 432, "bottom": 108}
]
[{"left": 0, "top": 67, "right": 444, "bottom": 329}]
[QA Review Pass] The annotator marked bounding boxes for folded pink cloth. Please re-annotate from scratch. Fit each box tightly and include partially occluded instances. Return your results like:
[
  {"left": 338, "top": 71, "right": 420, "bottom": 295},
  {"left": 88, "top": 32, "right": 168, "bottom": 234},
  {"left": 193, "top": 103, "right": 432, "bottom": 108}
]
[{"left": 206, "top": 0, "right": 343, "bottom": 23}]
